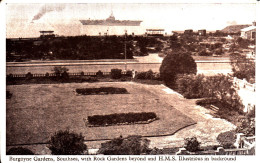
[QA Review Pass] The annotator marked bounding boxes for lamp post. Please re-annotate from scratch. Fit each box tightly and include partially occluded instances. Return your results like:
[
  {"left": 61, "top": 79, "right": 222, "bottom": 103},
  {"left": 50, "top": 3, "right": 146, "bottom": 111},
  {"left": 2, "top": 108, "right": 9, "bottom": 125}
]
[{"left": 124, "top": 30, "right": 127, "bottom": 71}]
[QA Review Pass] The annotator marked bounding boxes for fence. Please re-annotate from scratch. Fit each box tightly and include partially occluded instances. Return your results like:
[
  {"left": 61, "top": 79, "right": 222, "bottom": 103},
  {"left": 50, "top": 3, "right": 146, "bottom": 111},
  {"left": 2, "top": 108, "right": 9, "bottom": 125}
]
[
  {"left": 6, "top": 71, "right": 128, "bottom": 79},
  {"left": 176, "top": 134, "right": 255, "bottom": 155},
  {"left": 232, "top": 77, "right": 255, "bottom": 92}
]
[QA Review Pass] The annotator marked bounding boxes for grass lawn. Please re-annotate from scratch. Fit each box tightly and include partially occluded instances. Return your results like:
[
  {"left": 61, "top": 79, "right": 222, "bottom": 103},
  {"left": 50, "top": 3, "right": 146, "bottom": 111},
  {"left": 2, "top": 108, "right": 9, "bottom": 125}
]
[{"left": 6, "top": 82, "right": 195, "bottom": 146}]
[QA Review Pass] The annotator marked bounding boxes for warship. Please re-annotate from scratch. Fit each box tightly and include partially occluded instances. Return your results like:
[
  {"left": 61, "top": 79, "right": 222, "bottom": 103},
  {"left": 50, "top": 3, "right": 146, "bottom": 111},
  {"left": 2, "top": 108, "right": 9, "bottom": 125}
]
[{"left": 80, "top": 12, "right": 142, "bottom": 26}]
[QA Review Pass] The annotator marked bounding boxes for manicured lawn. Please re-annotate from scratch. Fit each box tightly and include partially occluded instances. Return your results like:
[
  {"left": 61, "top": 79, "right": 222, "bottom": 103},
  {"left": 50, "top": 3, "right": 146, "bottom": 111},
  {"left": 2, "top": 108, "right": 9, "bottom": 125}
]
[{"left": 6, "top": 82, "right": 195, "bottom": 146}]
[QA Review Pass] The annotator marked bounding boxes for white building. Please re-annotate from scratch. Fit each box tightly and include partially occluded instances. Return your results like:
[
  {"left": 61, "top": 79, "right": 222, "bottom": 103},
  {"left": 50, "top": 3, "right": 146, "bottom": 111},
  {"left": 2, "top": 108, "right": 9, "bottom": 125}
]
[{"left": 241, "top": 22, "right": 256, "bottom": 39}]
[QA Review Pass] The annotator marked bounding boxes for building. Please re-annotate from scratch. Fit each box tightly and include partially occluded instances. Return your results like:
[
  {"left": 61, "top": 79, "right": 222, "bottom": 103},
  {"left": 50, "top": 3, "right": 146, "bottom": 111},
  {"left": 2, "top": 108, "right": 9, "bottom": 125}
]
[
  {"left": 198, "top": 29, "right": 206, "bottom": 36},
  {"left": 146, "top": 29, "right": 165, "bottom": 37},
  {"left": 39, "top": 31, "right": 55, "bottom": 39},
  {"left": 184, "top": 29, "right": 193, "bottom": 35},
  {"left": 240, "top": 22, "right": 256, "bottom": 39}
]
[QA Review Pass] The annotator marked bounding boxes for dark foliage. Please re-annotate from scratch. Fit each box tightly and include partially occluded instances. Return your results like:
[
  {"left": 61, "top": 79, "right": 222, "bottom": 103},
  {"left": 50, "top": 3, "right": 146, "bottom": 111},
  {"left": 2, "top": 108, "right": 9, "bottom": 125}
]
[
  {"left": 160, "top": 52, "right": 197, "bottom": 86},
  {"left": 6, "top": 91, "right": 12, "bottom": 99},
  {"left": 7, "top": 36, "right": 134, "bottom": 61},
  {"left": 87, "top": 112, "right": 158, "bottom": 126},
  {"left": 230, "top": 53, "right": 255, "bottom": 83},
  {"left": 98, "top": 135, "right": 150, "bottom": 155},
  {"left": 7, "top": 147, "right": 34, "bottom": 155},
  {"left": 135, "top": 70, "right": 160, "bottom": 80},
  {"left": 76, "top": 87, "right": 128, "bottom": 95},
  {"left": 217, "top": 131, "right": 236, "bottom": 149},
  {"left": 111, "top": 69, "right": 122, "bottom": 79},
  {"left": 184, "top": 137, "right": 201, "bottom": 152},
  {"left": 96, "top": 70, "right": 103, "bottom": 77},
  {"left": 48, "top": 130, "right": 87, "bottom": 155}
]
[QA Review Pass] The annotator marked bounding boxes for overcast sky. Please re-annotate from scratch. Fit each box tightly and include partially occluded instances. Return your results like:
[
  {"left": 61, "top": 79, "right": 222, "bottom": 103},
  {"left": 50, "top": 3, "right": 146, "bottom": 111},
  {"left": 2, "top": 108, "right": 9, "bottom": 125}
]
[{"left": 6, "top": 2, "right": 256, "bottom": 38}]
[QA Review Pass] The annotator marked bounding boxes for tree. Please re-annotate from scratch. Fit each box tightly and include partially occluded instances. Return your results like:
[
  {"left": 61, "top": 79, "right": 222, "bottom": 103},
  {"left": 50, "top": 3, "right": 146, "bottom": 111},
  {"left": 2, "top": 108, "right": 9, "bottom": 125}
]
[
  {"left": 205, "top": 75, "right": 244, "bottom": 112},
  {"left": 184, "top": 137, "right": 201, "bottom": 152},
  {"left": 98, "top": 135, "right": 150, "bottom": 155},
  {"left": 48, "top": 130, "right": 87, "bottom": 155},
  {"left": 230, "top": 53, "right": 255, "bottom": 83},
  {"left": 160, "top": 52, "right": 197, "bottom": 86}
]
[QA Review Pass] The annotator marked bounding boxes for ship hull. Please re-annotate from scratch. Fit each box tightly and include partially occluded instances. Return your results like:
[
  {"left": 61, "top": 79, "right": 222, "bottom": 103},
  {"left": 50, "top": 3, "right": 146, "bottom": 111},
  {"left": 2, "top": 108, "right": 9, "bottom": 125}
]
[{"left": 79, "top": 20, "right": 142, "bottom": 26}]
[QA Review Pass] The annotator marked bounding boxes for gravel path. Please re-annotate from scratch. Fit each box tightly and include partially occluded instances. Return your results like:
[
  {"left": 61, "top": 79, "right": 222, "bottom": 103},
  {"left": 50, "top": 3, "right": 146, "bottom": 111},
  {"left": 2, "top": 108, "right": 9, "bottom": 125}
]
[{"left": 144, "top": 84, "right": 236, "bottom": 148}]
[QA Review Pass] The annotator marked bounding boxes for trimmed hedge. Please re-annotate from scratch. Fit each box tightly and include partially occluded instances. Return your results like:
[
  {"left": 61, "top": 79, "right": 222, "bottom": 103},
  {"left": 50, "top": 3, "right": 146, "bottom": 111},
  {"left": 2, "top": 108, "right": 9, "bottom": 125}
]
[
  {"left": 76, "top": 87, "right": 128, "bottom": 95},
  {"left": 111, "top": 69, "right": 122, "bottom": 79},
  {"left": 87, "top": 112, "right": 158, "bottom": 126}
]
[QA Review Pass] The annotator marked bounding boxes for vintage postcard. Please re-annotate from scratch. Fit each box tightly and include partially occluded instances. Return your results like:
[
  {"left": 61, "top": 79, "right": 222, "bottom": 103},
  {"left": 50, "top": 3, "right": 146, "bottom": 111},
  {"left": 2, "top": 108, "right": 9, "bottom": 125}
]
[{"left": 1, "top": 0, "right": 258, "bottom": 162}]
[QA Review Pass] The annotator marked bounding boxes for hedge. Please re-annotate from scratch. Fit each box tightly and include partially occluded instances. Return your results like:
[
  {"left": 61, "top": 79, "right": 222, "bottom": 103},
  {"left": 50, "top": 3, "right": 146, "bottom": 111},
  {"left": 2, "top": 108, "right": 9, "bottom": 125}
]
[
  {"left": 76, "top": 87, "right": 128, "bottom": 95},
  {"left": 87, "top": 112, "right": 158, "bottom": 126}
]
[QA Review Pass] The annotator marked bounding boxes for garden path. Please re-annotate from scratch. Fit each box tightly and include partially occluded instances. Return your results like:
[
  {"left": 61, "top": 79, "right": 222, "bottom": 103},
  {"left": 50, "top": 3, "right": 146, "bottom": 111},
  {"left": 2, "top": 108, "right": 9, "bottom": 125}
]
[{"left": 143, "top": 83, "right": 236, "bottom": 148}]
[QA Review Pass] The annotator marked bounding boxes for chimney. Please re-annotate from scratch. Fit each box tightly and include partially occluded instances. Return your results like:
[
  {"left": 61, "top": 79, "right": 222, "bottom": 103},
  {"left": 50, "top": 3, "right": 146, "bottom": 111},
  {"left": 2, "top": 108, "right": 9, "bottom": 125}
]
[{"left": 252, "top": 21, "right": 256, "bottom": 26}]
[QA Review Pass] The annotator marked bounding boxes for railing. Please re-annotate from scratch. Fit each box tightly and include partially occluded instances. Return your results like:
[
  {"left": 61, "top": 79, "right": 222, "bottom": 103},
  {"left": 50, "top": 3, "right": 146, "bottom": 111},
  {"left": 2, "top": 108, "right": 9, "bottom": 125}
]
[
  {"left": 176, "top": 146, "right": 255, "bottom": 155},
  {"left": 176, "top": 133, "right": 255, "bottom": 155},
  {"left": 232, "top": 77, "right": 255, "bottom": 92},
  {"left": 6, "top": 72, "right": 113, "bottom": 78}
]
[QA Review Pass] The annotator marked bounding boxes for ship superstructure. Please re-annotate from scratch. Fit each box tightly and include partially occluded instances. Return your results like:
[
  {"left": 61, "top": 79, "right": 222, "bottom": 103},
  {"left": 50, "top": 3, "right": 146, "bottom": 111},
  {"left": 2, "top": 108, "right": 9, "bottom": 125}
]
[{"left": 80, "top": 12, "right": 142, "bottom": 26}]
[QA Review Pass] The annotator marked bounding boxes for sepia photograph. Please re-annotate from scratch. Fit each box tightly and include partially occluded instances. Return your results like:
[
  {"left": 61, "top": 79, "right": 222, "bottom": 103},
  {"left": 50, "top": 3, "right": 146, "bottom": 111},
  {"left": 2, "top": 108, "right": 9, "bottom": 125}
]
[{"left": 1, "top": 0, "right": 258, "bottom": 161}]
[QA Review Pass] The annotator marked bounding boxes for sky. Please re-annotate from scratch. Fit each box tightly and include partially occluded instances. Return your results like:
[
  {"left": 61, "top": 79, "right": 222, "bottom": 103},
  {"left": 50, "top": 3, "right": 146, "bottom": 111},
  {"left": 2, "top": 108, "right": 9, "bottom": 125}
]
[{"left": 5, "top": 2, "right": 257, "bottom": 38}]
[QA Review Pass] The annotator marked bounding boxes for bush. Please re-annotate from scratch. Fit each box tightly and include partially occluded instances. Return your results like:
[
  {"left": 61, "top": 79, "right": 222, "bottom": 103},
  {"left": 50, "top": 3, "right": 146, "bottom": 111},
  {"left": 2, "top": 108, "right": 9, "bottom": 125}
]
[
  {"left": 198, "top": 49, "right": 211, "bottom": 56},
  {"left": 160, "top": 52, "right": 197, "bottom": 86},
  {"left": 98, "top": 135, "right": 151, "bottom": 155},
  {"left": 48, "top": 130, "right": 87, "bottom": 155},
  {"left": 236, "top": 117, "right": 255, "bottom": 136},
  {"left": 7, "top": 147, "right": 34, "bottom": 155},
  {"left": 96, "top": 70, "right": 103, "bottom": 77},
  {"left": 175, "top": 74, "right": 207, "bottom": 99},
  {"left": 52, "top": 66, "right": 69, "bottom": 75},
  {"left": 214, "top": 48, "right": 223, "bottom": 55},
  {"left": 87, "top": 112, "right": 158, "bottom": 126},
  {"left": 135, "top": 70, "right": 155, "bottom": 80},
  {"left": 184, "top": 137, "right": 201, "bottom": 152},
  {"left": 217, "top": 131, "right": 236, "bottom": 149},
  {"left": 26, "top": 72, "right": 33, "bottom": 80},
  {"left": 76, "top": 87, "right": 128, "bottom": 95},
  {"left": 111, "top": 69, "right": 122, "bottom": 79}
]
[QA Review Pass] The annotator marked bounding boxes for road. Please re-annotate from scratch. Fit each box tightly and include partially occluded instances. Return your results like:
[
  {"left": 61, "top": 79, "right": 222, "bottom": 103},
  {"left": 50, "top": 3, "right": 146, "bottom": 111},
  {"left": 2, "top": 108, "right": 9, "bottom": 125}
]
[{"left": 6, "top": 54, "right": 233, "bottom": 75}]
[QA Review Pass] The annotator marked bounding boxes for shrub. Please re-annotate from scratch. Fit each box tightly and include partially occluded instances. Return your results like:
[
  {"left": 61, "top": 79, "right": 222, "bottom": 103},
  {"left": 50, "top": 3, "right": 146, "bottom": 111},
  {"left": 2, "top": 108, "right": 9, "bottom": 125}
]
[
  {"left": 214, "top": 48, "right": 223, "bottom": 55},
  {"left": 87, "top": 112, "right": 158, "bottom": 126},
  {"left": 48, "top": 130, "right": 87, "bottom": 155},
  {"left": 217, "top": 131, "right": 236, "bottom": 149},
  {"left": 111, "top": 69, "right": 122, "bottom": 79},
  {"left": 175, "top": 74, "right": 207, "bottom": 99},
  {"left": 135, "top": 70, "right": 155, "bottom": 80},
  {"left": 96, "top": 70, "right": 103, "bottom": 77},
  {"left": 236, "top": 117, "right": 255, "bottom": 136},
  {"left": 184, "top": 137, "right": 201, "bottom": 152},
  {"left": 125, "top": 70, "right": 132, "bottom": 77},
  {"left": 7, "top": 147, "right": 34, "bottom": 155},
  {"left": 52, "top": 66, "right": 69, "bottom": 75},
  {"left": 45, "top": 72, "right": 49, "bottom": 77},
  {"left": 26, "top": 72, "right": 33, "bottom": 80},
  {"left": 160, "top": 52, "right": 197, "bottom": 86},
  {"left": 198, "top": 49, "right": 211, "bottom": 56},
  {"left": 98, "top": 135, "right": 150, "bottom": 155},
  {"left": 76, "top": 87, "right": 128, "bottom": 95}
]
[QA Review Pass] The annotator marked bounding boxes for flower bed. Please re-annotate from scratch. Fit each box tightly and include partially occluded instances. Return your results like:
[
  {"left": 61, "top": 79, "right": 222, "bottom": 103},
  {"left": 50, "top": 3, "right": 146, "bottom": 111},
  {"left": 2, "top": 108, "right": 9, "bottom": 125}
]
[
  {"left": 75, "top": 87, "right": 128, "bottom": 95},
  {"left": 86, "top": 112, "right": 158, "bottom": 127}
]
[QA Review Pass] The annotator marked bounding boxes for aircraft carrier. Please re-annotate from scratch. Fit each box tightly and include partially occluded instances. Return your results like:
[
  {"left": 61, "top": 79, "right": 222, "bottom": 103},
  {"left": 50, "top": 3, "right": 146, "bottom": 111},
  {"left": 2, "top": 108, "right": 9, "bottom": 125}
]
[{"left": 80, "top": 12, "right": 142, "bottom": 26}]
